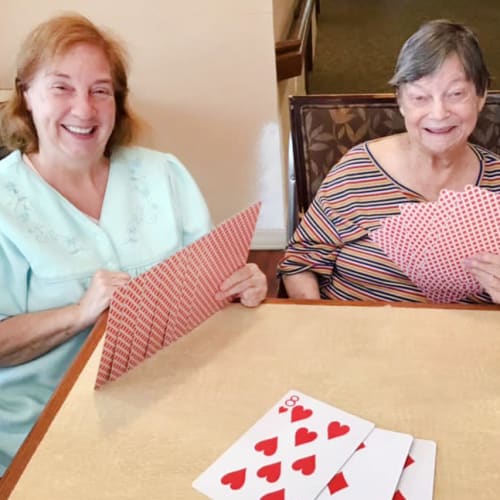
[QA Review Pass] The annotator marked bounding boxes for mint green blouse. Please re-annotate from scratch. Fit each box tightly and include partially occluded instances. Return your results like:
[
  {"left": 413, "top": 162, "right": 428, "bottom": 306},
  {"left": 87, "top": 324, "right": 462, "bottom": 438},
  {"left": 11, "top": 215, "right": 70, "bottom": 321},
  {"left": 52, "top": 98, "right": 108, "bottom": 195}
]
[{"left": 0, "top": 146, "right": 212, "bottom": 475}]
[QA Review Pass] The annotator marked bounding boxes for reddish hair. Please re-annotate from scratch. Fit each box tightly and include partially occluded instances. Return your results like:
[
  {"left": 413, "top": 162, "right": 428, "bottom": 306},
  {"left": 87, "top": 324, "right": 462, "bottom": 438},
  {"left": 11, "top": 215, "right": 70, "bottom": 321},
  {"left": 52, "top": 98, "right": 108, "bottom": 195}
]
[{"left": 0, "top": 13, "right": 138, "bottom": 155}]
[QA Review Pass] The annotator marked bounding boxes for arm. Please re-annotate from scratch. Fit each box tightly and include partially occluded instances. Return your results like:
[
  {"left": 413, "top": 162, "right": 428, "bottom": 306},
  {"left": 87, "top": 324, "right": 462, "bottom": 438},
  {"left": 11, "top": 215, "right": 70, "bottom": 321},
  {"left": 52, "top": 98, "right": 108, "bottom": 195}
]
[
  {"left": 282, "top": 271, "right": 321, "bottom": 300},
  {"left": 277, "top": 199, "right": 341, "bottom": 299},
  {"left": 0, "top": 269, "right": 130, "bottom": 366}
]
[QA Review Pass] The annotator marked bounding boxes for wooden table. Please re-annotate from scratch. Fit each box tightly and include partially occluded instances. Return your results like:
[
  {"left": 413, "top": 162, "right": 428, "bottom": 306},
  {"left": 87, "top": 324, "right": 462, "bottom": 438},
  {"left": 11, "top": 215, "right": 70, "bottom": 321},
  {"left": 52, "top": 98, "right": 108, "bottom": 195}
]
[{"left": 2, "top": 300, "right": 500, "bottom": 499}]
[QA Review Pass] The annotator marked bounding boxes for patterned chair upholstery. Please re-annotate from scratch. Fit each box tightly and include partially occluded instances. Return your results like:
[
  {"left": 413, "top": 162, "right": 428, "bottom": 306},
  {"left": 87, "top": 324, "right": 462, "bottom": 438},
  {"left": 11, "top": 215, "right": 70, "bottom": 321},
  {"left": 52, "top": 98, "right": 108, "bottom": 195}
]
[{"left": 288, "top": 92, "right": 500, "bottom": 232}]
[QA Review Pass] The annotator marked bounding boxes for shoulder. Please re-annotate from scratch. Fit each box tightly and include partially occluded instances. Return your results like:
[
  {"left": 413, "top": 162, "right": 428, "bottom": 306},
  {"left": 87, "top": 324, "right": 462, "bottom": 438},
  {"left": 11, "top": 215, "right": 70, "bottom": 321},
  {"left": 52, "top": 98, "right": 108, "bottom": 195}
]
[
  {"left": 470, "top": 143, "right": 500, "bottom": 165},
  {"left": 110, "top": 146, "right": 204, "bottom": 202},
  {"left": 329, "top": 142, "right": 372, "bottom": 171},
  {"left": 111, "top": 146, "right": 195, "bottom": 181},
  {"left": 0, "top": 150, "right": 24, "bottom": 176},
  {"left": 0, "top": 150, "right": 30, "bottom": 204},
  {"left": 111, "top": 145, "right": 186, "bottom": 170},
  {"left": 471, "top": 144, "right": 500, "bottom": 192},
  {"left": 323, "top": 141, "right": 380, "bottom": 185}
]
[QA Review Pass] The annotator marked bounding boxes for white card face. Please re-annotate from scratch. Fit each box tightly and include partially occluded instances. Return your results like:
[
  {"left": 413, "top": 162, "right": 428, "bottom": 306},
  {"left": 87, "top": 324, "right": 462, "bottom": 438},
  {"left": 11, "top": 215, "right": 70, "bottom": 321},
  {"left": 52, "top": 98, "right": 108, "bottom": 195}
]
[
  {"left": 392, "top": 439, "right": 437, "bottom": 500},
  {"left": 315, "top": 427, "right": 413, "bottom": 499},
  {"left": 192, "top": 390, "right": 375, "bottom": 500}
]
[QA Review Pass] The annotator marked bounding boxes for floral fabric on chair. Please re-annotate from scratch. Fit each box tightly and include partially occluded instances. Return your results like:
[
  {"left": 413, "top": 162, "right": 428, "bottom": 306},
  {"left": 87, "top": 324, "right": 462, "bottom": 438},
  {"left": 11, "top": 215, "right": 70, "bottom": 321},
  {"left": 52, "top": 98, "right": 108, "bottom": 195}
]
[{"left": 289, "top": 93, "right": 500, "bottom": 229}]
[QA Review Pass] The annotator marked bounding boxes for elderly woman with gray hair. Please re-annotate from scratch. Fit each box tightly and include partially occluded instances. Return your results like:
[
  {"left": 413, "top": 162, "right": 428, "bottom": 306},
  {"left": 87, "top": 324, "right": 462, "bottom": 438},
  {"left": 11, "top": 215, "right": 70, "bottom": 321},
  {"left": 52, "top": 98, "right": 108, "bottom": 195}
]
[{"left": 278, "top": 19, "right": 500, "bottom": 303}]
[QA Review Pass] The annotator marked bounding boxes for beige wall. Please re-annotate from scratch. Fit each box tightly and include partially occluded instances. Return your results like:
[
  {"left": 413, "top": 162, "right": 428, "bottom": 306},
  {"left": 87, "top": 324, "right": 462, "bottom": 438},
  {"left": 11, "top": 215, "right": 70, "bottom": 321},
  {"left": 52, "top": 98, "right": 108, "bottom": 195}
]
[
  {"left": 0, "top": 0, "right": 287, "bottom": 248},
  {"left": 272, "top": 0, "right": 298, "bottom": 41}
]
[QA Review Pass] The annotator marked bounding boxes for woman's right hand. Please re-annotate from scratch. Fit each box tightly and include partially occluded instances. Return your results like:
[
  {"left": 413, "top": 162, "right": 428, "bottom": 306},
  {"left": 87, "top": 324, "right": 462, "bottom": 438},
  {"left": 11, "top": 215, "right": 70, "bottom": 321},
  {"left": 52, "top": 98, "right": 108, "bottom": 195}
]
[
  {"left": 76, "top": 270, "right": 130, "bottom": 329},
  {"left": 0, "top": 269, "right": 130, "bottom": 366}
]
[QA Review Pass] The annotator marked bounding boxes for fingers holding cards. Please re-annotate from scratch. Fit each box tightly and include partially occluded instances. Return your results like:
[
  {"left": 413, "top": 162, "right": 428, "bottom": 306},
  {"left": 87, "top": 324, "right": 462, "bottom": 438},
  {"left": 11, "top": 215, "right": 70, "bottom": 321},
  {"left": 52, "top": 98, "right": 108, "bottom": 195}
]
[
  {"left": 94, "top": 202, "right": 261, "bottom": 388},
  {"left": 370, "top": 185, "right": 500, "bottom": 303},
  {"left": 464, "top": 252, "right": 500, "bottom": 303}
]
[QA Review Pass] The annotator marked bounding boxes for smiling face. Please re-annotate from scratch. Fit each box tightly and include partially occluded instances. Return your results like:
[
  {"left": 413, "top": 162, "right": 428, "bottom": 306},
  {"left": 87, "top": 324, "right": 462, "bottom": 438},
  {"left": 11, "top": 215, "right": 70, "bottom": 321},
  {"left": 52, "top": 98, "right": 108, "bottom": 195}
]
[
  {"left": 23, "top": 43, "right": 116, "bottom": 167},
  {"left": 398, "top": 53, "right": 486, "bottom": 157}
]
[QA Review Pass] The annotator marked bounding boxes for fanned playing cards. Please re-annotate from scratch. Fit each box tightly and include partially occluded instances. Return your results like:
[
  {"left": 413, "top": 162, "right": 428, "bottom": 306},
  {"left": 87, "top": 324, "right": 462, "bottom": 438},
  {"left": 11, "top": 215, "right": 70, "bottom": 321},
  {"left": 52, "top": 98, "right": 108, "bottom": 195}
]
[
  {"left": 94, "top": 202, "right": 261, "bottom": 389},
  {"left": 193, "top": 390, "right": 437, "bottom": 500},
  {"left": 370, "top": 185, "right": 500, "bottom": 302}
]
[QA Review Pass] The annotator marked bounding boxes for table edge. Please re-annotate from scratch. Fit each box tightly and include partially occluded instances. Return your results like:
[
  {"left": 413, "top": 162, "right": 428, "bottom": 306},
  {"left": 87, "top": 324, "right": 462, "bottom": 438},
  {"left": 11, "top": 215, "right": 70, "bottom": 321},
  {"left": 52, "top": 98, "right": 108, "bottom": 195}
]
[{"left": 1, "top": 298, "right": 498, "bottom": 497}]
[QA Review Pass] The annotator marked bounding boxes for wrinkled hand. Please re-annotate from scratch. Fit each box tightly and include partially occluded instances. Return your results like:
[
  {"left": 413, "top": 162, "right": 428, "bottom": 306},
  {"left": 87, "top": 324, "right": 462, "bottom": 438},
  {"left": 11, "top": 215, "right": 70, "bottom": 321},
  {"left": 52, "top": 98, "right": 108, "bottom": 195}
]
[
  {"left": 215, "top": 263, "right": 267, "bottom": 307},
  {"left": 464, "top": 253, "right": 500, "bottom": 304},
  {"left": 77, "top": 269, "right": 131, "bottom": 328}
]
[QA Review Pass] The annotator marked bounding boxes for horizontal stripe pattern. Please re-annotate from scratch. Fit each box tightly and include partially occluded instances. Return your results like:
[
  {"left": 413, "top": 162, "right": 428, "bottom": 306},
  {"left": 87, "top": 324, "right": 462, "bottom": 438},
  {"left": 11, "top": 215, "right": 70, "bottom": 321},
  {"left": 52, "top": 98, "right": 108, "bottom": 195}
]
[{"left": 279, "top": 142, "right": 500, "bottom": 303}]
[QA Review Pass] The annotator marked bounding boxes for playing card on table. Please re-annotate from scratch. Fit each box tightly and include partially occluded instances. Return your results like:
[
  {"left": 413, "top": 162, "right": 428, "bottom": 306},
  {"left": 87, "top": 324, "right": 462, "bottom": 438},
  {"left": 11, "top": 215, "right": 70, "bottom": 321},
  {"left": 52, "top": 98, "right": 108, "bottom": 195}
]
[
  {"left": 316, "top": 428, "right": 413, "bottom": 499},
  {"left": 192, "top": 390, "right": 375, "bottom": 500},
  {"left": 392, "top": 439, "right": 437, "bottom": 500},
  {"left": 94, "top": 201, "right": 261, "bottom": 389}
]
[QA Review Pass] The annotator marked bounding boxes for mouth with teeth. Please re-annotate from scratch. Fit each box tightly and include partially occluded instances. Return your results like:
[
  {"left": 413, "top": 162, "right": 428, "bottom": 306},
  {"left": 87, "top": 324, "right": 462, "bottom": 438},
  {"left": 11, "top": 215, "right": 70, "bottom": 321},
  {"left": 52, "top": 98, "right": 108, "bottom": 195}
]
[
  {"left": 424, "top": 125, "right": 456, "bottom": 134},
  {"left": 62, "top": 124, "right": 96, "bottom": 136}
]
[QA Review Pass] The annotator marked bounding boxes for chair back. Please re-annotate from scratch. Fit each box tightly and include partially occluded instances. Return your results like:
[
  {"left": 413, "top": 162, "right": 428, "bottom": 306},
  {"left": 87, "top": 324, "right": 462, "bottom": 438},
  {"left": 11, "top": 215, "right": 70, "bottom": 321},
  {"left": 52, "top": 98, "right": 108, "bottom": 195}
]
[{"left": 288, "top": 92, "right": 500, "bottom": 231}]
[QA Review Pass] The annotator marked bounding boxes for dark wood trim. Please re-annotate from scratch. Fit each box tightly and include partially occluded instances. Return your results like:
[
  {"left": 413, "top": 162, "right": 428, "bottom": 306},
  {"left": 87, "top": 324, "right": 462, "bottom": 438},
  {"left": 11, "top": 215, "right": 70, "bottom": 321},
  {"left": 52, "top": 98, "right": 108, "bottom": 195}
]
[
  {"left": 1, "top": 297, "right": 498, "bottom": 496},
  {"left": 275, "top": 0, "right": 315, "bottom": 82},
  {"left": 264, "top": 297, "right": 500, "bottom": 310}
]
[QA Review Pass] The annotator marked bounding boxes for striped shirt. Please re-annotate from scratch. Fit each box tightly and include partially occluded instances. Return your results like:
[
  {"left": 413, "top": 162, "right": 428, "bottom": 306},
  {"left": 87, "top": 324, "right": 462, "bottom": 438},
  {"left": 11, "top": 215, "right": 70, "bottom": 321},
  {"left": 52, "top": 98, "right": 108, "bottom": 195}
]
[{"left": 278, "top": 142, "right": 500, "bottom": 303}]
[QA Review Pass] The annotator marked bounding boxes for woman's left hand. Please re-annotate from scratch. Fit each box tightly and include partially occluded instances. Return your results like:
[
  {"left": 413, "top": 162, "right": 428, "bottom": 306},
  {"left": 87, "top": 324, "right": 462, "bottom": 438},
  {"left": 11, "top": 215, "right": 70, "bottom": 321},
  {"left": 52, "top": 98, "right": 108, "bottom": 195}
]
[
  {"left": 215, "top": 263, "right": 267, "bottom": 307},
  {"left": 464, "top": 253, "right": 500, "bottom": 304}
]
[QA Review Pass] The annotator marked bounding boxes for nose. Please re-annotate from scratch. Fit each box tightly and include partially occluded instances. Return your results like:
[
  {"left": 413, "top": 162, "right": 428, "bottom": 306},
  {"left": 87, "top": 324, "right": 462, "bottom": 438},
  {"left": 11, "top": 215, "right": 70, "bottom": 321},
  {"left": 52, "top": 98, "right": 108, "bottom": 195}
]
[
  {"left": 71, "top": 92, "right": 95, "bottom": 119},
  {"left": 429, "top": 97, "right": 449, "bottom": 120}
]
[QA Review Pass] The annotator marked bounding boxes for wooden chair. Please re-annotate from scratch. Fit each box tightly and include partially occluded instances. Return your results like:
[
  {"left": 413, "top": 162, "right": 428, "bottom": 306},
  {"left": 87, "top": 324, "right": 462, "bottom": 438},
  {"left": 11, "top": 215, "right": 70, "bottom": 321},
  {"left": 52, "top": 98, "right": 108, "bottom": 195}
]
[
  {"left": 279, "top": 91, "right": 500, "bottom": 298},
  {"left": 287, "top": 92, "right": 500, "bottom": 232}
]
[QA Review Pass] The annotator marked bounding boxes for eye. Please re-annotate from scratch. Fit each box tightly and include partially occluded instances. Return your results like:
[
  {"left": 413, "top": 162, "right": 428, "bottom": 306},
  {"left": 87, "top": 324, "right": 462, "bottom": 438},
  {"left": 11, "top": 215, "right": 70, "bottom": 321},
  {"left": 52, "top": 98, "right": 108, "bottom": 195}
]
[
  {"left": 411, "top": 94, "right": 428, "bottom": 104},
  {"left": 51, "top": 83, "right": 70, "bottom": 93},
  {"left": 448, "top": 89, "right": 465, "bottom": 100},
  {"left": 92, "top": 87, "right": 113, "bottom": 98}
]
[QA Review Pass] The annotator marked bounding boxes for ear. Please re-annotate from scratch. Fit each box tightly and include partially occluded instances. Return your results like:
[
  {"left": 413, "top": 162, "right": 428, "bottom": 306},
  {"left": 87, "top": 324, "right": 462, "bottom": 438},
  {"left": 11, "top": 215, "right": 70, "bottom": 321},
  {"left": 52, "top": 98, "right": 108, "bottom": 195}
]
[
  {"left": 396, "top": 88, "right": 405, "bottom": 117},
  {"left": 23, "top": 88, "right": 32, "bottom": 112},
  {"left": 477, "top": 91, "right": 487, "bottom": 113}
]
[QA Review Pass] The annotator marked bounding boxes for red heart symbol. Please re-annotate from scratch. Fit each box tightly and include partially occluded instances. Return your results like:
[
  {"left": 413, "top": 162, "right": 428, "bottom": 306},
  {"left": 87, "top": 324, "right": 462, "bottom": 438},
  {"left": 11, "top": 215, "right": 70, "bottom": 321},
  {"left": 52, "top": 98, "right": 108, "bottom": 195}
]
[
  {"left": 255, "top": 436, "right": 278, "bottom": 456},
  {"left": 328, "top": 472, "right": 349, "bottom": 494},
  {"left": 220, "top": 468, "right": 246, "bottom": 490},
  {"left": 257, "top": 462, "right": 281, "bottom": 483},
  {"left": 291, "top": 455, "right": 316, "bottom": 476},
  {"left": 278, "top": 406, "right": 288, "bottom": 413},
  {"left": 393, "top": 490, "right": 406, "bottom": 500},
  {"left": 403, "top": 455, "right": 415, "bottom": 469},
  {"left": 291, "top": 405, "right": 313, "bottom": 423},
  {"left": 295, "top": 427, "right": 318, "bottom": 446},
  {"left": 327, "top": 421, "right": 350, "bottom": 439},
  {"left": 261, "top": 489, "right": 285, "bottom": 500}
]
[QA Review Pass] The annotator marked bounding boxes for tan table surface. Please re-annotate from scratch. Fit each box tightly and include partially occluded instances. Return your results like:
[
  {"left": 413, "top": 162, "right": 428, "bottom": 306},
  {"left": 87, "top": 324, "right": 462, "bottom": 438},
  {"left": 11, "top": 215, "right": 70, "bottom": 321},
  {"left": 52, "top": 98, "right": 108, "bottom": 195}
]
[{"left": 6, "top": 302, "right": 500, "bottom": 499}]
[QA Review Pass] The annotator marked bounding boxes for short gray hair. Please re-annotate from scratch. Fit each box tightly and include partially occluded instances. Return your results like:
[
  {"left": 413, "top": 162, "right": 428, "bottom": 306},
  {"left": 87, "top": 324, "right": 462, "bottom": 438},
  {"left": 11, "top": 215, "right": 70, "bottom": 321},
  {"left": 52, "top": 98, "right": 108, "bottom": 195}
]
[{"left": 389, "top": 20, "right": 490, "bottom": 96}]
